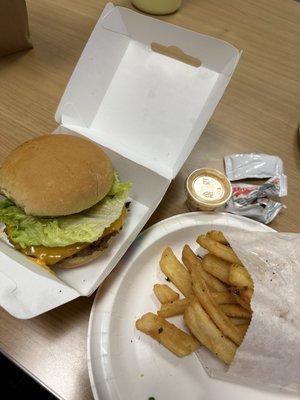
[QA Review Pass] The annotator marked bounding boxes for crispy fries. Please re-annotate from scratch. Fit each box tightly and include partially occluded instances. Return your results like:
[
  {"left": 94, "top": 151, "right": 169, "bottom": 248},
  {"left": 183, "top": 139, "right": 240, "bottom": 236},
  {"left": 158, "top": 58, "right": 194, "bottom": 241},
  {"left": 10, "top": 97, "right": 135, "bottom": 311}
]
[
  {"left": 240, "top": 287, "right": 254, "bottom": 303},
  {"left": 230, "top": 287, "right": 252, "bottom": 311},
  {"left": 153, "top": 284, "right": 179, "bottom": 304},
  {"left": 236, "top": 324, "right": 249, "bottom": 337},
  {"left": 197, "top": 234, "right": 240, "bottom": 264},
  {"left": 158, "top": 297, "right": 191, "bottom": 318},
  {"left": 136, "top": 312, "right": 200, "bottom": 357},
  {"left": 206, "top": 230, "right": 228, "bottom": 245},
  {"left": 220, "top": 304, "right": 252, "bottom": 318},
  {"left": 181, "top": 245, "right": 195, "bottom": 273},
  {"left": 136, "top": 230, "right": 255, "bottom": 365},
  {"left": 191, "top": 267, "right": 244, "bottom": 345},
  {"left": 211, "top": 291, "right": 237, "bottom": 305},
  {"left": 157, "top": 290, "right": 237, "bottom": 319},
  {"left": 182, "top": 245, "right": 228, "bottom": 292},
  {"left": 184, "top": 300, "right": 237, "bottom": 365},
  {"left": 230, "top": 317, "right": 251, "bottom": 326},
  {"left": 202, "top": 253, "right": 231, "bottom": 284},
  {"left": 160, "top": 247, "right": 193, "bottom": 297},
  {"left": 229, "top": 264, "right": 254, "bottom": 289}
]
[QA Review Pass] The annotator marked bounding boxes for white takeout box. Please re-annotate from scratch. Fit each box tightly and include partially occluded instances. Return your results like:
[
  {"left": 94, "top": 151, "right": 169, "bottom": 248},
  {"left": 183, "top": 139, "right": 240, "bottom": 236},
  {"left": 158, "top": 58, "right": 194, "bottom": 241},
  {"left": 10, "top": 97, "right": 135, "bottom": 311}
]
[{"left": 0, "top": 2, "right": 240, "bottom": 318}]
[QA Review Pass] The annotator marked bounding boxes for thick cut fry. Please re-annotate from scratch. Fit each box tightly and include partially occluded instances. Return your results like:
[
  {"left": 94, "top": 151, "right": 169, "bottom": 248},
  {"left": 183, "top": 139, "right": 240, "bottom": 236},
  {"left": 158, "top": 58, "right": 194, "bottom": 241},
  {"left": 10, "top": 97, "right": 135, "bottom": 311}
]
[
  {"left": 236, "top": 324, "right": 249, "bottom": 337},
  {"left": 235, "top": 294, "right": 251, "bottom": 311},
  {"left": 229, "top": 287, "right": 252, "bottom": 311},
  {"left": 181, "top": 245, "right": 196, "bottom": 273},
  {"left": 191, "top": 268, "right": 244, "bottom": 345},
  {"left": 197, "top": 235, "right": 240, "bottom": 264},
  {"left": 202, "top": 254, "right": 231, "bottom": 284},
  {"left": 158, "top": 297, "right": 191, "bottom": 318},
  {"left": 153, "top": 284, "right": 179, "bottom": 304},
  {"left": 211, "top": 291, "right": 237, "bottom": 305},
  {"left": 230, "top": 317, "right": 251, "bottom": 326},
  {"left": 160, "top": 247, "right": 193, "bottom": 297},
  {"left": 184, "top": 301, "right": 237, "bottom": 365},
  {"left": 240, "top": 287, "right": 254, "bottom": 303},
  {"left": 136, "top": 312, "right": 199, "bottom": 357},
  {"left": 220, "top": 304, "right": 252, "bottom": 318},
  {"left": 207, "top": 230, "right": 228, "bottom": 245},
  {"left": 229, "top": 264, "right": 254, "bottom": 289},
  {"left": 182, "top": 245, "right": 228, "bottom": 292}
]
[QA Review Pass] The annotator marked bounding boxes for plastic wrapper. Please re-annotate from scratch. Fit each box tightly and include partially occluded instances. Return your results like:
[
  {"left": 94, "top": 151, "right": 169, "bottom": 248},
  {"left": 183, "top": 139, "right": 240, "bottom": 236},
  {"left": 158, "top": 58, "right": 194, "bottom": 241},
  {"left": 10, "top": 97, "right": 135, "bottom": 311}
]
[
  {"left": 225, "top": 176, "right": 287, "bottom": 224},
  {"left": 226, "top": 197, "right": 284, "bottom": 224},
  {"left": 230, "top": 175, "right": 287, "bottom": 202},
  {"left": 224, "top": 154, "right": 284, "bottom": 181},
  {"left": 196, "top": 231, "right": 300, "bottom": 394}
]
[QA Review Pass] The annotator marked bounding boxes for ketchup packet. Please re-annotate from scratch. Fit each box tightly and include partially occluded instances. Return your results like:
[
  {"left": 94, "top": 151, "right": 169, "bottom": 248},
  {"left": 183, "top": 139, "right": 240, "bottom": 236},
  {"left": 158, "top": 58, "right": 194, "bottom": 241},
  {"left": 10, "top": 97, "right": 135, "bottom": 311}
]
[
  {"left": 226, "top": 197, "right": 284, "bottom": 224},
  {"left": 230, "top": 175, "right": 287, "bottom": 204},
  {"left": 225, "top": 176, "right": 287, "bottom": 224}
]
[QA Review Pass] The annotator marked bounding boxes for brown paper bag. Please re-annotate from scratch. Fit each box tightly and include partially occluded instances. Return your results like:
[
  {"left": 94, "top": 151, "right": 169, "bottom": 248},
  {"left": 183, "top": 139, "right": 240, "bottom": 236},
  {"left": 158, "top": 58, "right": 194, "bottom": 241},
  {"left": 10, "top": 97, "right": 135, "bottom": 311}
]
[{"left": 0, "top": 0, "right": 33, "bottom": 57}]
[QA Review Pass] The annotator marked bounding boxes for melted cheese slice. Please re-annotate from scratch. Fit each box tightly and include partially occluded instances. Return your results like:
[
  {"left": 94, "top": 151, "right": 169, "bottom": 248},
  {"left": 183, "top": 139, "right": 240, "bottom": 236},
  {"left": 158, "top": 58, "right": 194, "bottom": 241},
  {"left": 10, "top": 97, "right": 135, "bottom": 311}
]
[{"left": 7, "top": 207, "right": 127, "bottom": 266}]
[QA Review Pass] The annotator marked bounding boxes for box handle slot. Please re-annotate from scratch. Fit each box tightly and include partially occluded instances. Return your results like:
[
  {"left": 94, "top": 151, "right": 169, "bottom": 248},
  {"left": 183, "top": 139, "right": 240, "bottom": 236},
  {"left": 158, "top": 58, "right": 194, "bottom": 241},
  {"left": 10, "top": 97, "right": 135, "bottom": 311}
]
[{"left": 151, "top": 42, "right": 201, "bottom": 67}]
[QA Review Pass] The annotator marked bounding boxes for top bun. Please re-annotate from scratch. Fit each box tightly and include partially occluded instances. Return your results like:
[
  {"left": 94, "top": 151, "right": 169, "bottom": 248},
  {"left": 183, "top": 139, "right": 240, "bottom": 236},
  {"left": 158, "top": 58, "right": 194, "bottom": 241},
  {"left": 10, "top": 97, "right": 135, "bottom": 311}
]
[{"left": 0, "top": 134, "right": 114, "bottom": 216}]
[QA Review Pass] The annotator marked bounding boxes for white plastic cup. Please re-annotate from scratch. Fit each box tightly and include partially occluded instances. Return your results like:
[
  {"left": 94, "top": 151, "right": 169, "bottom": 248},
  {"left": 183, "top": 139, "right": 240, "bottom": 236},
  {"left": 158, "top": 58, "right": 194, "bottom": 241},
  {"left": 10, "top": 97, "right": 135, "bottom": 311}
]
[{"left": 186, "top": 168, "right": 232, "bottom": 211}]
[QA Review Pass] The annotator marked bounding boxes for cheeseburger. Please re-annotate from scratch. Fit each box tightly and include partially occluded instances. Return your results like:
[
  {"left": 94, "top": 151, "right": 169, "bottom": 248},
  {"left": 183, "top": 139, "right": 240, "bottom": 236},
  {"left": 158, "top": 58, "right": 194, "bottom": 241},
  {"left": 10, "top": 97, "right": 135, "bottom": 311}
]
[{"left": 0, "top": 134, "right": 131, "bottom": 269}]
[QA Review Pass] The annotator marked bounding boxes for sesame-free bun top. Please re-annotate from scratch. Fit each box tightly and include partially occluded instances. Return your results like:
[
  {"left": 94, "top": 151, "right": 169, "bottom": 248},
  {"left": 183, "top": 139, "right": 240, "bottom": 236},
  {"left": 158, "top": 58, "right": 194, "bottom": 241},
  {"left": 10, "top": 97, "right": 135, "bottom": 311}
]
[{"left": 0, "top": 134, "right": 114, "bottom": 216}]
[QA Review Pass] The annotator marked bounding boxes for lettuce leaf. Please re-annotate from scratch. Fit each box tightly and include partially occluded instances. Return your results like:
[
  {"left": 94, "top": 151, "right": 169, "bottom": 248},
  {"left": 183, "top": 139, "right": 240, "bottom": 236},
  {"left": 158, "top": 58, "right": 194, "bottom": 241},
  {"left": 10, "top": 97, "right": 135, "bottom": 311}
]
[{"left": 0, "top": 172, "right": 131, "bottom": 248}]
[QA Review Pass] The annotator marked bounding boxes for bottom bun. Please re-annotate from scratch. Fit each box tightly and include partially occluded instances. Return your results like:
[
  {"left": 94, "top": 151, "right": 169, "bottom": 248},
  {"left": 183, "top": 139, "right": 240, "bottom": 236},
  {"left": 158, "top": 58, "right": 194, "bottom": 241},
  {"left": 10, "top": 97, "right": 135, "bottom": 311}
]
[
  {"left": 56, "top": 231, "right": 117, "bottom": 269},
  {"left": 57, "top": 247, "right": 106, "bottom": 269}
]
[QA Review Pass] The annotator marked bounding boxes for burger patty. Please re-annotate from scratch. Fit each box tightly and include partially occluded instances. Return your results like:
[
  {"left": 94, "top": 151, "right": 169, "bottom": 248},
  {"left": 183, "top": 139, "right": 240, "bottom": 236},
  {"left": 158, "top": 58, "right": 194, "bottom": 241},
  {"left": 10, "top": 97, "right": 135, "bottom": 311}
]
[{"left": 56, "top": 230, "right": 117, "bottom": 265}]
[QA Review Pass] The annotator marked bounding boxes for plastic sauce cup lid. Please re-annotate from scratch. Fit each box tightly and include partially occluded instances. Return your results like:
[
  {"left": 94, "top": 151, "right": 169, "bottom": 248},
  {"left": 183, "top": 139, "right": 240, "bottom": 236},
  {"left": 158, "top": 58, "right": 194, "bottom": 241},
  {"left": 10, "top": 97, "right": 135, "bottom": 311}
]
[{"left": 186, "top": 168, "right": 232, "bottom": 209}]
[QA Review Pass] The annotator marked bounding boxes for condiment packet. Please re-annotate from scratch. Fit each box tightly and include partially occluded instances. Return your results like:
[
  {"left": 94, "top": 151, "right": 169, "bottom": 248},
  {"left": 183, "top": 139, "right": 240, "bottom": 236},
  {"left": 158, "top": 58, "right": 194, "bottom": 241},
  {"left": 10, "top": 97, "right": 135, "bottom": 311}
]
[
  {"left": 230, "top": 175, "right": 287, "bottom": 202},
  {"left": 195, "top": 231, "right": 300, "bottom": 394},
  {"left": 226, "top": 197, "right": 284, "bottom": 224},
  {"left": 224, "top": 154, "right": 284, "bottom": 181},
  {"left": 224, "top": 176, "right": 287, "bottom": 224}
]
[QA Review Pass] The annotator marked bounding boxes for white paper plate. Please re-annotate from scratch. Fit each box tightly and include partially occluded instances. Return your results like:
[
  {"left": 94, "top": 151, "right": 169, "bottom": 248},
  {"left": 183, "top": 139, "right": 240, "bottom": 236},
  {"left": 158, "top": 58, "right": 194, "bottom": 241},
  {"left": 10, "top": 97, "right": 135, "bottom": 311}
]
[{"left": 87, "top": 212, "right": 288, "bottom": 400}]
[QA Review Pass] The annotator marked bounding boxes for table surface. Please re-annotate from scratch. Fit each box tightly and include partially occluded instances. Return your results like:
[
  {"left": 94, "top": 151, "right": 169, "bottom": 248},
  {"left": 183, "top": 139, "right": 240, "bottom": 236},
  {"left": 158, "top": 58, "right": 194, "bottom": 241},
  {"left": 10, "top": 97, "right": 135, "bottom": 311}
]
[{"left": 0, "top": 0, "right": 299, "bottom": 399}]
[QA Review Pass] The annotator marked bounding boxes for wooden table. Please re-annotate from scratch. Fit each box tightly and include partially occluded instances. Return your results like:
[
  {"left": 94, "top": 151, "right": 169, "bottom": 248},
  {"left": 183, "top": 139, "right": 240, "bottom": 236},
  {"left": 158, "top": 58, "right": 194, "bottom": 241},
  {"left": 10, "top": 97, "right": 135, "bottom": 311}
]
[{"left": 0, "top": 0, "right": 299, "bottom": 399}]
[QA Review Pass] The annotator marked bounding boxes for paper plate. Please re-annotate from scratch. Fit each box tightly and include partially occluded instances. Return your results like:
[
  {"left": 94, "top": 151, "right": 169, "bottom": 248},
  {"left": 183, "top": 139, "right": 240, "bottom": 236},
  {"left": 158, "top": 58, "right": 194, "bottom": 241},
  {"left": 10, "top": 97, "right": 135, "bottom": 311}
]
[{"left": 87, "top": 212, "right": 287, "bottom": 400}]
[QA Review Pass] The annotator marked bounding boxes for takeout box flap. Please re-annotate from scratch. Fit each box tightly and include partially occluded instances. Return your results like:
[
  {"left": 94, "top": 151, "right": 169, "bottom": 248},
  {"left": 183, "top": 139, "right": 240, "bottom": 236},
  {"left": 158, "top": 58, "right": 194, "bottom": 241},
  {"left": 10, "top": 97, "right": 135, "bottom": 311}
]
[
  {"left": 0, "top": 242, "right": 80, "bottom": 318},
  {"left": 55, "top": 3, "right": 240, "bottom": 179}
]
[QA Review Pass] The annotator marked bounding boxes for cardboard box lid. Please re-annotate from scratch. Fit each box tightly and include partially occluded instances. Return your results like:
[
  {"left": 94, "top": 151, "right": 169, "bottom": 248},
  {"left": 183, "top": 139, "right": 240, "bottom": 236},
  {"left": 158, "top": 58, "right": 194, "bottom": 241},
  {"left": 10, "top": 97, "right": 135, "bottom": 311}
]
[
  {"left": 55, "top": 3, "right": 240, "bottom": 180},
  {"left": 0, "top": 240, "right": 79, "bottom": 319},
  {"left": 0, "top": 3, "right": 241, "bottom": 319}
]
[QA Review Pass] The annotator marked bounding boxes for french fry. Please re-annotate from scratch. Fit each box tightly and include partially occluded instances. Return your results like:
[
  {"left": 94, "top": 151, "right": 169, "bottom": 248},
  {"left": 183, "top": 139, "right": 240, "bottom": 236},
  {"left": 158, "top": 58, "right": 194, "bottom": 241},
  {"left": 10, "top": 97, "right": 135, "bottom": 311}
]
[
  {"left": 136, "top": 312, "right": 200, "bottom": 357},
  {"left": 160, "top": 247, "right": 193, "bottom": 297},
  {"left": 207, "top": 230, "right": 228, "bottom": 245},
  {"left": 158, "top": 297, "right": 191, "bottom": 318},
  {"left": 230, "top": 288, "right": 251, "bottom": 311},
  {"left": 229, "top": 264, "right": 254, "bottom": 289},
  {"left": 197, "top": 235, "right": 240, "bottom": 264},
  {"left": 235, "top": 296, "right": 251, "bottom": 311},
  {"left": 182, "top": 245, "right": 228, "bottom": 292},
  {"left": 220, "top": 304, "right": 252, "bottom": 319},
  {"left": 230, "top": 317, "right": 251, "bottom": 326},
  {"left": 157, "top": 291, "right": 236, "bottom": 318},
  {"left": 181, "top": 245, "right": 196, "bottom": 273},
  {"left": 211, "top": 291, "right": 237, "bottom": 305},
  {"left": 236, "top": 324, "right": 249, "bottom": 337},
  {"left": 240, "top": 287, "right": 254, "bottom": 303},
  {"left": 191, "top": 268, "right": 244, "bottom": 345},
  {"left": 202, "top": 254, "right": 231, "bottom": 284},
  {"left": 153, "top": 284, "right": 179, "bottom": 304},
  {"left": 184, "top": 301, "right": 237, "bottom": 365}
]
